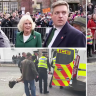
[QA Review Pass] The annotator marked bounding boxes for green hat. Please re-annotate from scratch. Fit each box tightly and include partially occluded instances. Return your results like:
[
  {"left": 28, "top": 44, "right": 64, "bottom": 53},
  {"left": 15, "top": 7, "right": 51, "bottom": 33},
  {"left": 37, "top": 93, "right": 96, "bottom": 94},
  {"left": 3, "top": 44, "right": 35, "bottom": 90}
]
[{"left": 73, "top": 17, "right": 86, "bottom": 27}]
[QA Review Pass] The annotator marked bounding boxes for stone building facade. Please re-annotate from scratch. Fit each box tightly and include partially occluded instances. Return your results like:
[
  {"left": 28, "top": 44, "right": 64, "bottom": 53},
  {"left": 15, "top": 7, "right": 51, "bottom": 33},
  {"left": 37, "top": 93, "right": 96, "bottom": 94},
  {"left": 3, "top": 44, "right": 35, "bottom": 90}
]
[
  {"left": 36, "top": 0, "right": 86, "bottom": 12},
  {"left": 0, "top": 0, "right": 86, "bottom": 14},
  {"left": 0, "top": 0, "right": 34, "bottom": 14},
  {"left": 0, "top": 0, "right": 18, "bottom": 13}
]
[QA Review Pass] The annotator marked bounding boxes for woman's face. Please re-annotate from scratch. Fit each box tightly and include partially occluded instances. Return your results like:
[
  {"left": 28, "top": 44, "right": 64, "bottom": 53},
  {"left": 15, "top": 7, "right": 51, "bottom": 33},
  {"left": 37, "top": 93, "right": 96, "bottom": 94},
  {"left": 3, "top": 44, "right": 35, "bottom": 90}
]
[{"left": 23, "top": 19, "right": 32, "bottom": 33}]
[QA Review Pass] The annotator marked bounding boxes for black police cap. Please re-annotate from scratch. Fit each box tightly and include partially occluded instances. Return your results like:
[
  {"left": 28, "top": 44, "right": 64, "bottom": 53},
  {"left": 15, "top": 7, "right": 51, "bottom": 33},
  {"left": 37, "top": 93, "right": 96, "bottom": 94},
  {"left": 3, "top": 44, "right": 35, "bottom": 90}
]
[{"left": 33, "top": 51, "right": 39, "bottom": 53}]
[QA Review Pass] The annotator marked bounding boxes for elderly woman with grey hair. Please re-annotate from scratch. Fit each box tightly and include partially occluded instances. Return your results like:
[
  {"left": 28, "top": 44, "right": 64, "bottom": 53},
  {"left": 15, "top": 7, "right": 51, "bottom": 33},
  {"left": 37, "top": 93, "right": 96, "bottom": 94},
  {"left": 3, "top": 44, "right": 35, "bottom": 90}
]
[{"left": 15, "top": 14, "right": 42, "bottom": 47}]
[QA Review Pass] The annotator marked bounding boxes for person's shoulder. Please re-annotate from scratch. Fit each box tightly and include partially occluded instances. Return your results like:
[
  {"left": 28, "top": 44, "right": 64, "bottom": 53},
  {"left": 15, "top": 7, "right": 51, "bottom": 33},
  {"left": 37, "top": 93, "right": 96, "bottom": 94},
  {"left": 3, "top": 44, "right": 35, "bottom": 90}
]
[
  {"left": 68, "top": 24, "right": 83, "bottom": 35},
  {"left": 16, "top": 32, "right": 22, "bottom": 35},
  {"left": 22, "top": 59, "right": 30, "bottom": 64},
  {"left": 21, "top": 59, "right": 25, "bottom": 64}
]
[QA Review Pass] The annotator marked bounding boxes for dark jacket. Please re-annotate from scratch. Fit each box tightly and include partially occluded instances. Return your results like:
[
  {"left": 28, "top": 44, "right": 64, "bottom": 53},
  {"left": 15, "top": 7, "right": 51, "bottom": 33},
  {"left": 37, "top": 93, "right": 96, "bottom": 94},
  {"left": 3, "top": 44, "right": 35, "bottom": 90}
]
[
  {"left": 32, "top": 55, "right": 38, "bottom": 72},
  {"left": 43, "top": 22, "right": 86, "bottom": 47},
  {"left": 1, "top": 18, "right": 12, "bottom": 27},
  {"left": 11, "top": 17, "right": 19, "bottom": 27},
  {"left": 21, "top": 59, "right": 38, "bottom": 81},
  {"left": 18, "top": 56, "right": 25, "bottom": 68},
  {"left": 15, "top": 31, "right": 42, "bottom": 47}
]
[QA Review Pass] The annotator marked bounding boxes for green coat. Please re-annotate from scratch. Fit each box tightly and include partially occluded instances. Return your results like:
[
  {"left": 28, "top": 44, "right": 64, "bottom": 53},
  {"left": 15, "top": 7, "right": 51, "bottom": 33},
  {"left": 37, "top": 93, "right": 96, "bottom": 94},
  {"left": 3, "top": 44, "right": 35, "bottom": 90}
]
[{"left": 15, "top": 31, "right": 42, "bottom": 47}]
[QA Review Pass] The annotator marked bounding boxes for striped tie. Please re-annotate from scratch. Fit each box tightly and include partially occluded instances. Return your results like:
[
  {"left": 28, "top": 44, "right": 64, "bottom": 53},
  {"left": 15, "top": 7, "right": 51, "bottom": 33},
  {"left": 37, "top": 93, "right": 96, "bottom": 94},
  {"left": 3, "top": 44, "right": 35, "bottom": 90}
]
[{"left": 47, "top": 28, "right": 56, "bottom": 47}]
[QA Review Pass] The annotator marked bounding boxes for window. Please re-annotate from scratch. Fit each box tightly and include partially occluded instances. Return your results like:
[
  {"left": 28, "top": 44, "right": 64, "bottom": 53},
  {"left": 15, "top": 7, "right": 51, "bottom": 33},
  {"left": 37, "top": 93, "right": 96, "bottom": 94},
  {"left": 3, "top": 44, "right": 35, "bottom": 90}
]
[
  {"left": 0, "top": 2, "right": 2, "bottom": 12},
  {"left": 11, "top": 2, "right": 18, "bottom": 11},
  {"left": 56, "top": 49, "right": 74, "bottom": 65},
  {"left": 3, "top": 2, "right": 10, "bottom": 13},
  {"left": 0, "top": 1, "right": 18, "bottom": 13}
]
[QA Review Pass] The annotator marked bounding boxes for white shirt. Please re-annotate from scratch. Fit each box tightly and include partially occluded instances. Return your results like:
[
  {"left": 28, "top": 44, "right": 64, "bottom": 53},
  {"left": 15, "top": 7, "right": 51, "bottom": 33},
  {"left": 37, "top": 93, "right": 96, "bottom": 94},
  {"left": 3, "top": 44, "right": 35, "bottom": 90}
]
[
  {"left": 48, "top": 26, "right": 63, "bottom": 48},
  {"left": 23, "top": 34, "right": 31, "bottom": 43}
]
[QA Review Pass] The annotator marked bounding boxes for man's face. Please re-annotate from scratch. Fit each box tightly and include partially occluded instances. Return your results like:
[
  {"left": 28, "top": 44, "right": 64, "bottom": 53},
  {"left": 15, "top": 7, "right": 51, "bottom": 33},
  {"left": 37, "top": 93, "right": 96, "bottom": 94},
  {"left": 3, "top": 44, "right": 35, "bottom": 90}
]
[
  {"left": 51, "top": 5, "right": 69, "bottom": 27},
  {"left": 35, "top": 53, "right": 38, "bottom": 56},
  {"left": 23, "top": 53, "right": 26, "bottom": 57},
  {"left": 12, "top": 12, "right": 16, "bottom": 17}
]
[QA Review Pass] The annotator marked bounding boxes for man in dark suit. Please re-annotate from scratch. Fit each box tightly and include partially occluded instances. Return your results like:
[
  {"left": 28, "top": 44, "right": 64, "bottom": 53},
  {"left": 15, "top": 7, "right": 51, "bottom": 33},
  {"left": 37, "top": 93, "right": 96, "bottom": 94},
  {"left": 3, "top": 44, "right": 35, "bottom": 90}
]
[
  {"left": 43, "top": 1, "right": 86, "bottom": 47},
  {"left": 32, "top": 51, "right": 39, "bottom": 72}
]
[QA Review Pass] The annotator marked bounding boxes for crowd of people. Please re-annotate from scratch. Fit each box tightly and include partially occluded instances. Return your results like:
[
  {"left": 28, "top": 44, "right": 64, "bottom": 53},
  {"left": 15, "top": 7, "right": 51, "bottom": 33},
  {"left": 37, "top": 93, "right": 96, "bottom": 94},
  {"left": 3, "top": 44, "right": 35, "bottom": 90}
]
[
  {"left": 12, "top": 53, "right": 22, "bottom": 64},
  {"left": 87, "top": 2, "right": 96, "bottom": 57},
  {"left": 0, "top": 5, "right": 86, "bottom": 28},
  {"left": 0, "top": 1, "right": 86, "bottom": 48}
]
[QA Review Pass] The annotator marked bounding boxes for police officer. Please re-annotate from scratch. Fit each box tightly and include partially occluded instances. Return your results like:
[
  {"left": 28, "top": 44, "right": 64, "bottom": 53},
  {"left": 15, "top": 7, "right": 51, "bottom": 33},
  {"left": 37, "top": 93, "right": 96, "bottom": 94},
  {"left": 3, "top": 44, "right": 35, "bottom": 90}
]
[
  {"left": 38, "top": 52, "right": 51, "bottom": 94},
  {"left": 49, "top": 51, "right": 56, "bottom": 88},
  {"left": 49, "top": 51, "right": 63, "bottom": 89},
  {"left": 32, "top": 51, "right": 39, "bottom": 72}
]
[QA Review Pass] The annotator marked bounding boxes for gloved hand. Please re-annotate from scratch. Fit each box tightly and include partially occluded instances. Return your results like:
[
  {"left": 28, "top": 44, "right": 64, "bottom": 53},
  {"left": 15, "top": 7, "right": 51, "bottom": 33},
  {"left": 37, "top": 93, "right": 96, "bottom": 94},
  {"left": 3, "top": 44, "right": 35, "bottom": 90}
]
[
  {"left": 35, "top": 76, "right": 39, "bottom": 82},
  {"left": 48, "top": 71, "right": 51, "bottom": 74},
  {"left": 9, "top": 80, "right": 18, "bottom": 88}
]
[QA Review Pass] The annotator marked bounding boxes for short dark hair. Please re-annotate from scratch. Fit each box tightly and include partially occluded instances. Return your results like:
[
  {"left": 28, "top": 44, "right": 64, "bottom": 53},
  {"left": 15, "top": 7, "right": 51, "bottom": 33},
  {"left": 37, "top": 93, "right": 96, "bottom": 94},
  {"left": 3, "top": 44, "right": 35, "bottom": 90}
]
[{"left": 26, "top": 52, "right": 32, "bottom": 58}]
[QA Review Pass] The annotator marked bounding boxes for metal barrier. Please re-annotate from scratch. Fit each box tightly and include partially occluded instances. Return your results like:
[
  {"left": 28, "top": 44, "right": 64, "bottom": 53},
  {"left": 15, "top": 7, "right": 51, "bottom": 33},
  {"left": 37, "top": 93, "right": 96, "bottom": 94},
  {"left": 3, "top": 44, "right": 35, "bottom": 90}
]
[
  {"left": 1, "top": 27, "right": 52, "bottom": 45},
  {"left": 94, "top": 31, "right": 96, "bottom": 52}
]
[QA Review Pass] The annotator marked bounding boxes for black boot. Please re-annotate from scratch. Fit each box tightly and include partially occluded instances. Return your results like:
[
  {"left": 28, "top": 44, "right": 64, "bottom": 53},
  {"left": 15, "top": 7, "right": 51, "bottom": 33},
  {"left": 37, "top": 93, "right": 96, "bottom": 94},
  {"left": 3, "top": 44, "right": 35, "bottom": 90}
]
[
  {"left": 49, "top": 84, "right": 52, "bottom": 88},
  {"left": 44, "top": 91, "right": 49, "bottom": 94},
  {"left": 89, "top": 54, "right": 92, "bottom": 57}
]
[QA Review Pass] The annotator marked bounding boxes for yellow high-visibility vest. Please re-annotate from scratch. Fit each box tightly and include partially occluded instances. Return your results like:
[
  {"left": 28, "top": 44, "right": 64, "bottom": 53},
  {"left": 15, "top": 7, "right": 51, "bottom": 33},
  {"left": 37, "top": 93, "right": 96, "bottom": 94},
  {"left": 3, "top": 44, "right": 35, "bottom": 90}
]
[
  {"left": 53, "top": 56, "right": 56, "bottom": 67},
  {"left": 38, "top": 56, "right": 47, "bottom": 69},
  {"left": 32, "top": 54, "right": 36, "bottom": 63}
]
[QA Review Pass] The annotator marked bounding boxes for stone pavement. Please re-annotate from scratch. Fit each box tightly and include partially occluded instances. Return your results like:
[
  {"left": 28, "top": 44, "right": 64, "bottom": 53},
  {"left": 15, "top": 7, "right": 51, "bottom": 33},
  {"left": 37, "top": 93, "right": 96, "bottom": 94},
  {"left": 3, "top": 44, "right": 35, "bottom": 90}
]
[
  {"left": 87, "top": 53, "right": 96, "bottom": 63},
  {"left": 0, "top": 66, "right": 85, "bottom": 96},
  {"left": 0, "top": 64, "right": 18, "bottom": 67},
  {"left": 87, "top": 62, "right": 96, "bottom": 65}
]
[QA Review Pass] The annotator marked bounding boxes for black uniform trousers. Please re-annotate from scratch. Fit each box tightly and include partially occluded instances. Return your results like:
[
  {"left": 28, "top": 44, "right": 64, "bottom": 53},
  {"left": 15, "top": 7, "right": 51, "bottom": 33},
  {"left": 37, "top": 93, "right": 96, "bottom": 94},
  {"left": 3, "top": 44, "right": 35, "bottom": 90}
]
[{"left": 39, "top": 68, "right": 47, "bottom": 93}]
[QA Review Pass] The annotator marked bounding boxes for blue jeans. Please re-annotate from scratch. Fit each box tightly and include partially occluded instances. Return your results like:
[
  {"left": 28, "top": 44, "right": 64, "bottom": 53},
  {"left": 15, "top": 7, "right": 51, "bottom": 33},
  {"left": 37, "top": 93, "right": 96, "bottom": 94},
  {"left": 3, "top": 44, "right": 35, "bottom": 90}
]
[{"left": 24, "top": 80, "right": 36, "bottom": 96}]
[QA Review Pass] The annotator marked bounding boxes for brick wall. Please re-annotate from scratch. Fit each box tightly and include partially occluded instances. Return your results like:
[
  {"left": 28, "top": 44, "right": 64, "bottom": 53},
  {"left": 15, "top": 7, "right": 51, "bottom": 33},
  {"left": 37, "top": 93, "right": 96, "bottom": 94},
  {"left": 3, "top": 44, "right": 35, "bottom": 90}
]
[
  {"left": 20, "top": 0, "right": 86, "bottom": 14},
  {"left": 20, "top": 0, "right": 33, "bottom": 14}
]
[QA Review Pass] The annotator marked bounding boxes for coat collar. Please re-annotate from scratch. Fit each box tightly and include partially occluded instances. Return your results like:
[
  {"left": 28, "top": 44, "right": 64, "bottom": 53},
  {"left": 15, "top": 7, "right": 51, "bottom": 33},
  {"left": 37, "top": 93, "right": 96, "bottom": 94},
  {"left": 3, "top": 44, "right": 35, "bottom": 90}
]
[{"left": 19, "top": 30, "right": 36, "bottom": 43}]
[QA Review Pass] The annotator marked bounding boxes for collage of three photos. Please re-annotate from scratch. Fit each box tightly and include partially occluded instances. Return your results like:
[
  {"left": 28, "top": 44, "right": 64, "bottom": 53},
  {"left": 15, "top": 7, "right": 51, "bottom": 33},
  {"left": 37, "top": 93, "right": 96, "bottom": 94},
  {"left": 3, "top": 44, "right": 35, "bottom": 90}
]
[{"left": 0, "top": 0, "right": 95, "bottom": 96}]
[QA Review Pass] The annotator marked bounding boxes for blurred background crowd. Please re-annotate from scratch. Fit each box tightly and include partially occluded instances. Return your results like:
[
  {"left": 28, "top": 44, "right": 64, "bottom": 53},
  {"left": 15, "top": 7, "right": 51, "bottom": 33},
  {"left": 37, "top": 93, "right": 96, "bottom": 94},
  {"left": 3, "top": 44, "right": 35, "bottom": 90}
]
[{"left": 87, "top": 2, "right": 96, "bottom": 57}]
